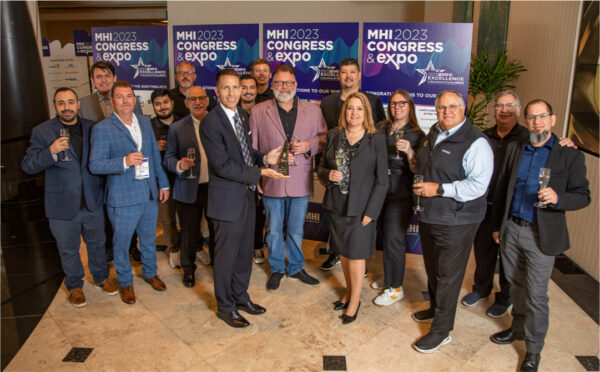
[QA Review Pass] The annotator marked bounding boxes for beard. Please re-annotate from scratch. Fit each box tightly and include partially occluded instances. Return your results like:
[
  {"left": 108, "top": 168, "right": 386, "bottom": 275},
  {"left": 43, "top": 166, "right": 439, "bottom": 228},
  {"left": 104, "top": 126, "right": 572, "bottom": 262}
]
[
  {"left": 273, "top": 88, "right": 296, "bottom": 103},
  {"left": 530, "top": 130, "right": 551, "bottom": 144},
  {"left": 156, "top": 111, "right": 173, "bottom": 120}
]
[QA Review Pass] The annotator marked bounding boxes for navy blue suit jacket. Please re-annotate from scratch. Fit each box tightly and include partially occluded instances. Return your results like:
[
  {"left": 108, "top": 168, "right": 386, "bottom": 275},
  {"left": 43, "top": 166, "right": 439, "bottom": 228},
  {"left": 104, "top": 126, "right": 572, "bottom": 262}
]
[
  {"left": 163, "top": 115, "right": 206, "bottom": 203},
  {"left": 89, "top": 113, "right": 169, "bottom": 207},
  {"left": 21, "top": 116, "right": 104, "bottom": 220},
  {"left": 199, "top": 105, "right": 265, "bottom": 222}
]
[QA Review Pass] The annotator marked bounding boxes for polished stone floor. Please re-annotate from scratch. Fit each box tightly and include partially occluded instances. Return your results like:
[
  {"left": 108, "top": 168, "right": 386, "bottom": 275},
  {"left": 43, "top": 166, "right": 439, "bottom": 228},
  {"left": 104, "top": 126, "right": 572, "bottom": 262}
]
[{"left": 3, "top": 236, "right": 599, "bottom": 372}]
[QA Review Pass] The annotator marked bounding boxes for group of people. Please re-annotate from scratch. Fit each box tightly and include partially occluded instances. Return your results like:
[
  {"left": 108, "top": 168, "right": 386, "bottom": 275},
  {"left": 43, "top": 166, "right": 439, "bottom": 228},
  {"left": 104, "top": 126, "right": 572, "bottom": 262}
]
[{"left": 22, "top": 56, "right": 590, "bottom": 372}]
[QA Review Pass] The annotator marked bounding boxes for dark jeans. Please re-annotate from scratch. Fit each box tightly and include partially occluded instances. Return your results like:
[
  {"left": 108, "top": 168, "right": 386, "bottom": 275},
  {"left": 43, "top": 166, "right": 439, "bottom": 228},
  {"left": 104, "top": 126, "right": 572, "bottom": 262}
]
[{"left": 380, "top": 198, "right": 413, "bottom": 287}]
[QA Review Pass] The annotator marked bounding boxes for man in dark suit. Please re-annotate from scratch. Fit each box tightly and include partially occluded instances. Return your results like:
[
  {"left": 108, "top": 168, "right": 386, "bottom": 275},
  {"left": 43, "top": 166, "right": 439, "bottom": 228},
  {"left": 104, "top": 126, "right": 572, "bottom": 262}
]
[
  {"left": 89, "top": 81, "right": 170, "bottom": 305},
  {"left": 490, "top": 99, "right": 590, "bottom": 372},
  {"left": 199, "top": 68, "right": 286, "bottom": 328},
  {"left": 318, "top": 57, "right": 386, "bottom": 271},
  {"left": 21, "top": 87, "right": 118, "bottom": 307},
  {"left": 164, "top": 86, "right": 214, "bottom": 287},
  {"left": 170, "top": 61, "right": 216, "bottom": 117},
  {"left": 150, "top": 89, "right": 181, "bottom": 269}
]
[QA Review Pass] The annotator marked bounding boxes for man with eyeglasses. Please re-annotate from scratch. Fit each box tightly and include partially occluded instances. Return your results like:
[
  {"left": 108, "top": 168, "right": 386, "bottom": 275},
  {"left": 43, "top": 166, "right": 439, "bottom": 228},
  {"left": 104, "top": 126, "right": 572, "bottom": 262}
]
[
  {"left": 489, "top": 99, "right": 589, "bottom": 372},
  {"left": 163, "top": 86, "right": 215, "bottom": 287},
  {"left": 250, "top": 64, "right": 327, "bottom": 291},
  {"left": 170, "top": 61, "right": 217, "bottom": 118},
  {"left": 319, "top": 57, "right": 386, "bottom": 271},
  {"left": 250, "top": 58, "right": 274, "bottom": 104},
  {"left": 410, "top": 90, "right": 494, "bottom": 353}
]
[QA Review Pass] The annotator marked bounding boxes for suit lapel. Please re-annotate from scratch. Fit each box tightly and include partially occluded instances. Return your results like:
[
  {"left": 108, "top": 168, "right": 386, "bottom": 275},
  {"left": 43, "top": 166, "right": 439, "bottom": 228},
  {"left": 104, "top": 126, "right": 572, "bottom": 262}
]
[
  {"left": 265, "top": 101, "right": 287, "bottom": 140},
  {"left": 91, "top": 92, "right": 105, "bottom": 120},
  {"left": 545, "top": 138, "right": 561, "bottom": 169},
  {"left": 109, "top": 113, "right": 138, "bottom": 149},
  {"left": 353, "top": 131, "right": 369, "bottom": 158},
  {"left": 184, "top": 116, "right": 200, "bottom": 152},
  {"left": 215, "top": 105, "right": 244, "bottom": 155}
]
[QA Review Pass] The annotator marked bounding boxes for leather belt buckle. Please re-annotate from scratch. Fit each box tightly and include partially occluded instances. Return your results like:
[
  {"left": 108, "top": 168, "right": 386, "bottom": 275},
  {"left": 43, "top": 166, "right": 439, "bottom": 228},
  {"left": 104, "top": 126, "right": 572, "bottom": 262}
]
[{"left": 510, "top": 216, "right": 536, "bottom": 229}]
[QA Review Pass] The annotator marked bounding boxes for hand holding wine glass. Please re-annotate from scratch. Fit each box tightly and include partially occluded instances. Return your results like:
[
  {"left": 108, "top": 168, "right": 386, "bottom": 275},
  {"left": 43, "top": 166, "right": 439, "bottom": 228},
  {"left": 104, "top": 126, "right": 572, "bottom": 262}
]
[
  {"left": 186, "top": 147, "right": 196, "bottom": 179},
  {"left": 394, "top": 129, "right": 404, "bottom": 159},
  {"left": 59, "top": 128, "right": 71, "bottom": 161},
  {"left": 534, "top": 168, "right": 553, "bottom": 208},
  {"left": 412, "top": 174, "right": 424, "bottom": 212}
]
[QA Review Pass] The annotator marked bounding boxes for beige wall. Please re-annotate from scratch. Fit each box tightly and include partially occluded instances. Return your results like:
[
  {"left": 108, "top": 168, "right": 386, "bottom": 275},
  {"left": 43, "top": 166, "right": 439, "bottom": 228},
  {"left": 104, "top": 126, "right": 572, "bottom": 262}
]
[{"left": 507, "top": 1, "right": 598, "bottom": 280}]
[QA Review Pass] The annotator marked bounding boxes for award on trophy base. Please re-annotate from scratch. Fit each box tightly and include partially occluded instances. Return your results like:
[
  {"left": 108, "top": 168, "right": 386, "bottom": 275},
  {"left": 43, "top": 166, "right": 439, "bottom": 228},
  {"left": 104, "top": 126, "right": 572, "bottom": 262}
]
[{"left": 277, "top": 141, "right": 289, "bottom": 176}]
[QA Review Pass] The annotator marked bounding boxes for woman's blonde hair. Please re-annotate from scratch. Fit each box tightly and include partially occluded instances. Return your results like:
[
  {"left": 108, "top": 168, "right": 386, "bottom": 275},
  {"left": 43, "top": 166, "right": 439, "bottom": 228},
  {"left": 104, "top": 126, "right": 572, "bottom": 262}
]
[{"left": 338, "top": 92, "right": 377, "bottom": 134}]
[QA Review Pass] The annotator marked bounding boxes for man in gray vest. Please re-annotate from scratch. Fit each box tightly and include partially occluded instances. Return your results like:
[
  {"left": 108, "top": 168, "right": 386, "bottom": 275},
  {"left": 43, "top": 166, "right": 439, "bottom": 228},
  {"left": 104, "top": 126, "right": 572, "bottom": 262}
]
[{"left": 411, "top": 90, "right": 494, "bottom": 353}]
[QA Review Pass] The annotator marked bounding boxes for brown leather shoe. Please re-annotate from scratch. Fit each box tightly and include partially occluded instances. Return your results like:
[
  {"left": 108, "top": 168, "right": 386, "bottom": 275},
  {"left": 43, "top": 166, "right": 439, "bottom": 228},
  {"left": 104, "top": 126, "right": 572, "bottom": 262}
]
[
  {"left": 68, "top": 288, "right": 87, "bottom": 308},
  {"left": 144, "top": 275, "right": 166, "bottom": 291},
  {"left": 119, "top": 285, "right": 136, "bottom": 304},
  {"left": 94, "top": 278, "right": 119, "bottom": 296}
]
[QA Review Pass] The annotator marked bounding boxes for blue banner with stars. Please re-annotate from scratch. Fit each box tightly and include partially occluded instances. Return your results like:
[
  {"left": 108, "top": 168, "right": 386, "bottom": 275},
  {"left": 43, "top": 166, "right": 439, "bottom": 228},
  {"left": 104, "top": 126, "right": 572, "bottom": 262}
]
[
  {"left": 263, "top": 23, "right": 358, "bottom": 101},
  {"left": 173, "top": 24, "right": 259, "bottom": 96}
]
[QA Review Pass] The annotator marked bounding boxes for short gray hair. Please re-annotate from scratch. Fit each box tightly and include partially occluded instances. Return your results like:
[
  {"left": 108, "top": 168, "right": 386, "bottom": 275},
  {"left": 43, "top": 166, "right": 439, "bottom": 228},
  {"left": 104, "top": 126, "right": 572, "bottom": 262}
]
[
  {"left": 494, "top": 90, "right": 521, "bottom": 107},
  {"left": 435, "top": 90, "right": 465, "bottom": 107}
]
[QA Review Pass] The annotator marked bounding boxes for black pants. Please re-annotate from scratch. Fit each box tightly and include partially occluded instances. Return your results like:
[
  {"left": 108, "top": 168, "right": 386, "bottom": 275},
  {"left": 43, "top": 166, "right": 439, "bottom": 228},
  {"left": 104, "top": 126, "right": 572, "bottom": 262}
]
[
  {"left": 472, "top": 208, "right": 511, "bottom": 306},
  {"left": 380, "top": 199, "right": 413, "bottom": 287},
  {"left": 420, "top": 221, "right": 480, "bottom": 334},
  {"left": 213, "top": 189, "right": 255, "bottom": 312},
  {"left": 254, "top": 196, "right": 266, "bottom": 250},
  {"left": 175, "top": 183, "right": 214, "bottom": 274}
]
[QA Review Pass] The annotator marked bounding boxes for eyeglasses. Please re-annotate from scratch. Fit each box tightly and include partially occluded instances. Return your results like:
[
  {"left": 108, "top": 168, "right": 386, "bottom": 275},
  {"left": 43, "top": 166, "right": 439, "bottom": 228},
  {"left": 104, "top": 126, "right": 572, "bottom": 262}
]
[
  {"left": 436, "top": 104, "right": 462, "bottom": 112},
  {"left": 176, "top": 71, "right": 195, "bottom": 76},
  {"left": 526, "top": 113, "right": 550, "bottom": 121},
  {"left": 390, "top": 100, "right": 408, "bottom": 108},
  {"left": 494, "top": 103, "right": 518, "bottom": 110},
  {"left": 272, "top": 81, "right": 296, "bottom": 88},
  {"left": 186, "top": 96, "right": 208, "bottom": 102}
]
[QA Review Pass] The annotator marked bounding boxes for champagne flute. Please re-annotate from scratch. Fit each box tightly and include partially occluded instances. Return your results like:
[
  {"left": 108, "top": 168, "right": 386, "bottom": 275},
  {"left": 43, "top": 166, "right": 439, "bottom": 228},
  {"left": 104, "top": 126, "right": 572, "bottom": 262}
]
[
  {"left": 59, "top": 128, "right": 71, "bottom": 161},
  {"left": 291, "top": 136, "right": 301, "bottom": 165},
  {"left": 186, "top": 147, "right": 196, "bottom": 179},
  {"left": 335, "top": 152, "right": 344, "bottom": 185},
  {"left": 533, "top": 168, "right": 551, "bottom": 208},
  {"left": 394, "top": 129, "right": 404, "bottom": 159},
  {"left": 412, "top": 174, "right": 424, "bottom": 212}
]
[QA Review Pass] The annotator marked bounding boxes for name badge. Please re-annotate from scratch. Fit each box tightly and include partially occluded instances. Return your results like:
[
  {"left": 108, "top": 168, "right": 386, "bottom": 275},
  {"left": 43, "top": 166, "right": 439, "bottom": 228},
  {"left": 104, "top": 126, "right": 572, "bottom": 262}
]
[{"left": 135, "top": 157, "right": 150, "bottom": 180}]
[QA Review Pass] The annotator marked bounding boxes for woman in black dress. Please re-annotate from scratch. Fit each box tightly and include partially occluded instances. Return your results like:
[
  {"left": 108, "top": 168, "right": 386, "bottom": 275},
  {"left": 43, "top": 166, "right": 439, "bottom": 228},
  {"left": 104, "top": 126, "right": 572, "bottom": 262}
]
[
  {"left": 317, "top": 92, "right": 388, "bottom": 324},
  {"left": 372, "top": 89, "right": 425, "bottom": 307}
]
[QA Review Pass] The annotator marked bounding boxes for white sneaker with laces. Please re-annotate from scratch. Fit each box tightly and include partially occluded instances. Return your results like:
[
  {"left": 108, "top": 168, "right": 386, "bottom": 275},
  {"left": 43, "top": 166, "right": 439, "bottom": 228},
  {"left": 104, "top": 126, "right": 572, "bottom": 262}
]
[
  {"left": 370, "top": 278, "right": 385, "bottom": 290},
  {"left": 196, "top": 250, "right": 211, "bottom": 266},
  {"left": 374, "top": 287, "right": 404, "bottom": 306},
  {"left": 169, "top": 251, "right": 181, "bottom": 269}
]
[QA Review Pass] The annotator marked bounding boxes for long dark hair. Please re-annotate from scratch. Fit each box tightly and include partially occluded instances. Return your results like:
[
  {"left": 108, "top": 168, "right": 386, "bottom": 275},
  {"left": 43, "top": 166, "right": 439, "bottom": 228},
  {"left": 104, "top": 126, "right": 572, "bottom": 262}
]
[{"left": 385, "top": 89, "right": 420, "bottom": 130}]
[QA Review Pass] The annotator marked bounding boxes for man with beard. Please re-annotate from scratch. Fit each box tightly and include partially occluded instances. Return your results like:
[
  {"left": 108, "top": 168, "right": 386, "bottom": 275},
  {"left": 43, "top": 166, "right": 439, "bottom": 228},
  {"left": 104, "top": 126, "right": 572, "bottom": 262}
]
[
  {"left": 22, "top": 87, "right": 118, "bottom": 307},
  {"left": 239, "top": 74, "right": 258, "bottom": 113},
  {"left": 90, "top": 81, "right": 170, "bottom": 305},
  {"left": 319, "top": 57, "right": 386, "bottom": 271},
  {"left": 150, "top": 89, "right": 181, "bottom": 269},
  {"left": 250, "top": 59, "right": 274, "bottom": 103},
  {"left": 170, "top": 61, "right": 216, "bottom": 117},
  {"left": 164, "top": 86, "right": 215, "bottom": 287},
  {"left": 250, "top": 64, "right": 327, "bottom": 290},
  {"left": 490, "top": 99, "right": 590, "bottom": 372}
]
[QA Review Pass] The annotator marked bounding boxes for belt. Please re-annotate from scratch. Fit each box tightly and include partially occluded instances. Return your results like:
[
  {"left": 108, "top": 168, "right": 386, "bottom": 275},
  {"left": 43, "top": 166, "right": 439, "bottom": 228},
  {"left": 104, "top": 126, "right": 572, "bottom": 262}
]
[{"left": 510, "top": 215, "right": 537, "bottom": 229}]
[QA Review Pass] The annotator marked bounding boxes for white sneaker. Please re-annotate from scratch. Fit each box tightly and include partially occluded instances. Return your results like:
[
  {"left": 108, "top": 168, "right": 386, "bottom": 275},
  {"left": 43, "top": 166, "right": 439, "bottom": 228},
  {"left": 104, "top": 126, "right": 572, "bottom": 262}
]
[
  {"left": 169, "top": 251, "right": 181, "bottom": 269},
  {"left": 374, "top": 287, "right": 404, "bottom": 306},
  {"left": 370, "top": 278, "right": 385, "bottom": 290},
  {"left": 196, "top": 250, "right": 211, "bottom": 266}
]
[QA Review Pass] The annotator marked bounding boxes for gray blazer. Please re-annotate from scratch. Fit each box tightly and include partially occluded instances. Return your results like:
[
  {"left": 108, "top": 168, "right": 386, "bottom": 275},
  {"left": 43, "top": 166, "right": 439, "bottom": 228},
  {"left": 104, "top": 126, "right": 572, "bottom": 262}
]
[{"left": 80, "top": 91, "right": 143, "bottom": 123}]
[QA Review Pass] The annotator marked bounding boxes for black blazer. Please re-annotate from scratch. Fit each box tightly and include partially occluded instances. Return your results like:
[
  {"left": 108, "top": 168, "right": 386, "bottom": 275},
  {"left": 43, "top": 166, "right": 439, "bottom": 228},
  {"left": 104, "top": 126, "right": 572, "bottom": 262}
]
[
  {"left": 492, "top": 136, "right": 590, "bottom": 256},
  {"left": 317, "top": 127, "right": 389, "bottom": 219},
  {"left": 199, "top": 105, "right": 265, "bottom": 222}
]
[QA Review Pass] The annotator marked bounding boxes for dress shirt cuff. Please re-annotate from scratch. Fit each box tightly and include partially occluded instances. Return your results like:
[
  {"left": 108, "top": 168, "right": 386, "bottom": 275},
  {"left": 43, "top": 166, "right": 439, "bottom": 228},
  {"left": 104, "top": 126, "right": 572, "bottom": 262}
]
[
  {"left": 123, "top": 157, "right": 129, "bottom": 170},
  {"left": 176, "top": 160, "right": 184, "bottom": 174},
  {"left": 550, "top": 195, "right": 560, "bottom": 208},
  {"left": 159, "top": 187, "right": 169, "bottom": 191},
  {"left": 52, "top": 154, "right": 58, "bottom": 162},
  {"left": 441, "top": 183, "right": 452, "bottom": 198}
]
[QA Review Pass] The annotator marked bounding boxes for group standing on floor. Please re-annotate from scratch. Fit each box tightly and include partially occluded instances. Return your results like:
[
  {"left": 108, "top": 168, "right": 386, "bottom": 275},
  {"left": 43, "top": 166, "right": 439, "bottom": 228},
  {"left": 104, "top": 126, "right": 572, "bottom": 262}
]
[{"left": 21, "top": 56, "right": 590, "bottom": 372}]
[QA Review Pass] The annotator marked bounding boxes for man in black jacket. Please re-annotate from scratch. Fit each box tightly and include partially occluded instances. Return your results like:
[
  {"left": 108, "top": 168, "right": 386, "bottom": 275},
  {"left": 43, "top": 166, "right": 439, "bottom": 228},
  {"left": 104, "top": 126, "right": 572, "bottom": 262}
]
[{"left": 490, "top": 99, "right": 590, "bottom": 372}]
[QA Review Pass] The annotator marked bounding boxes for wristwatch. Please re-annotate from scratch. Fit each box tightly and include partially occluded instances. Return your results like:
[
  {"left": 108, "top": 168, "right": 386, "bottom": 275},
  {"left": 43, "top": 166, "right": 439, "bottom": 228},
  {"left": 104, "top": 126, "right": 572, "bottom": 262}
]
[{"left": 437, "top": 183, "right": 444, "bottom": 196}]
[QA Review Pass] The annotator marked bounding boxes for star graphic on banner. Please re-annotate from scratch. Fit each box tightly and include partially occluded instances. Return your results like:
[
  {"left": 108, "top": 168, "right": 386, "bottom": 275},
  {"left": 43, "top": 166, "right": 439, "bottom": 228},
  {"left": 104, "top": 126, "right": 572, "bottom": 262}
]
[
  {"left": 131, "top": 57, "right": 148, "bottom": 79},
  {"left": 309, "top": 58, "right": 328, "bottom": 82},
  {"left": 216, "top": 57, "right": 240, "bottom": 71},
  {"left": 416, "top": 61, "right": 444, "bottom": 86}
]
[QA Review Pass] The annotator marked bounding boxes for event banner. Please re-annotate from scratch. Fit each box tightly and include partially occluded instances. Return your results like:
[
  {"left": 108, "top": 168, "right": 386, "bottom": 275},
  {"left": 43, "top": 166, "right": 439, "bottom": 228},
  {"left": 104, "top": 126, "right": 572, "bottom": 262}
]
[
  {"left": 73, "top": 30, "right": 93, "bottom": 57},
  {"left": 263, "top": 23, "right": 359, "bottom": 101},
  {"left": 172, "top": 24, "right": 259, "bottom": 94},
  {"left": 362, "top": 22, "right": 473, "bottom": 132}
]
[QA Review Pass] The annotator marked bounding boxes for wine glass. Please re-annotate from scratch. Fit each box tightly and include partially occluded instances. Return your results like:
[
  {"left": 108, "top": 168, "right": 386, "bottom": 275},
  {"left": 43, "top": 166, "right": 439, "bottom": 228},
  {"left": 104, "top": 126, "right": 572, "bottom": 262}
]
[
  {"left": 59, "top": 128, "right": 71, "bottom": 161},
  {"left": 533, "top": 168, "right": 551, "bottom": 208},
  {"left": 394, "top": 129, "right": 404, "bottom": 159},
  {"left": 186, "top": 147, "right": 196, "bottom": 179},
  {"left": 291, "top": 136, "right": 301, "bottom": 165},
  {"left": 335, "top": 152, "right": 344, "bottom": 185},
  {"left": 412, "top": 174, "right": 424, "bottom": 212}
]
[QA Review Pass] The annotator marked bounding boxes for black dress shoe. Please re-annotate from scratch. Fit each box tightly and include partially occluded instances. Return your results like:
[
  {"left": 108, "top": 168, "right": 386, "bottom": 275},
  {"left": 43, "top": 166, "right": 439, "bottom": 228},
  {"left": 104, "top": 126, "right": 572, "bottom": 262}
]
[
  {"left": 237, "top": 301, "right": 266, "bottom": 315},
  {"left": 333, "top": 300, "right": 348, "bottom": 311},
  {"left": 520, "top": 352, "right": 540, "bottom": 371},
  {"left": 182, "top": 272, "right": 195, "bottom": 288},
  {"left": 217, "top": 310, "right": 250, "bottom": 328},
  {"left": 342, "top": 301, "right": 361, "bottom": 324},
  {"left": 491, "top": 328, "right": 525, "bottom": 345}
]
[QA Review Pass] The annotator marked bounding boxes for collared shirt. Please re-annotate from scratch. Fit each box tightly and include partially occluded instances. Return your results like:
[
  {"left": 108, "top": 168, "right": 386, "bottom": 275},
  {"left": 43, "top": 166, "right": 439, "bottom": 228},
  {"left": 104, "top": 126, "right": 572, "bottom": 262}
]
[
  {"left": 115, "top": 112, "right": 142, "bottom": 170},
  {"left": 276, "top": 96, "right": 298, "bottom": 142},
  {"left": 62, "top": 119, "right": 83, "bottom": 162},
  {"left": 434, "top": 119, "right": 494, "bottom": 202},
  {"left": 192, "top": 115, "right": 209, "bottom": 183},
  {"left": 96, "top": 91, "right": 114, "bottom": 119},
  {"left": 510, "top": 134, "right": 555, "bottom": 224}
]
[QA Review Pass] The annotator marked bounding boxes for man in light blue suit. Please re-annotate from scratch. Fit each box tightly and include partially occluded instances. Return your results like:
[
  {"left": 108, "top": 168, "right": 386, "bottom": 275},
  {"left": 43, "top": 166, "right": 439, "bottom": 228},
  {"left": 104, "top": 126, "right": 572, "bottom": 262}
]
[
  {"left": 89, "top": 80, "right": 170, "bottom": 305},
  {"left": 22, "top": 88, "right": 119, "bottom": 308}
]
